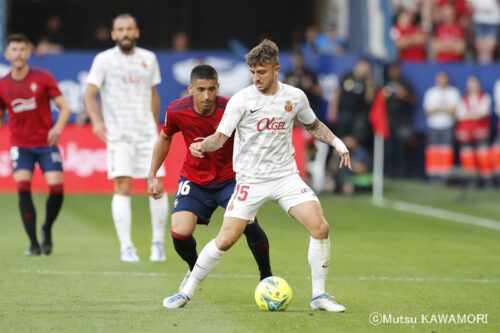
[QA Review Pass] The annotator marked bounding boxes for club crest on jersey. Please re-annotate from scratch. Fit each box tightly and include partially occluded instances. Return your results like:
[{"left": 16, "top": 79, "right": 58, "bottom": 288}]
[
  {"left": 142, "top": 61, "right": 148, "bottom": 69},
  {"left": 30, "top": 82, "right": 37, "bottom": 93},
  {"left": 284, "top": 100, "right": 293, "bottom": 112}
]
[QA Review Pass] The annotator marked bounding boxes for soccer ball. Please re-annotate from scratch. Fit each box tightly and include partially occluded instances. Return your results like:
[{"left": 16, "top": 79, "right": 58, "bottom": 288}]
[{"left": 254, "top": 276, "right": 293, "bottom": 311}]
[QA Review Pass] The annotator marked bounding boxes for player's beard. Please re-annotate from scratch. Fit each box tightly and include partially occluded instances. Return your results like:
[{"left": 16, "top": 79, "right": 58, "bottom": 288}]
[{"left": 117, "top": 37, "right": 137, "bottom": 54}]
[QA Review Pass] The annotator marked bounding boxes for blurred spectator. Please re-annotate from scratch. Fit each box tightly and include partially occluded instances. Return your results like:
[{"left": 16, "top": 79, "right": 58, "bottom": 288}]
[
  {"left": 328, "top": 59, "right": 375, "bottom": 150},
  {"left": 492, "top": 79, "right": 500, "bottom": 186},
  {"left": 171, "top": 31, "right": 189, "bottom": 52},
  {"left": 423, "top": 71, "right": 460, "bottom": 183},
  {"left": 391, "top": 10, "right": 428, "bottom": 62},
  {"left": 330, "top": 135, "right": 373, "bottom": 195},
  {"left": 468, "top": 0, "right": 500, "bottom": 63},
  {"left": 434, "top": 0, "right": 471, "bottom": 28},
  {"left": 35, "top": 15, "right": 68, "bottom": 55},
  {"left": 300, "top": 25, "right": 319, "bottom": 58},
  {"left": 284, "top": 50, "right": 327, "bottom": 192},
  {"left": 90, "top": 24, "right": 114, "bottom": 50},
  {"left": 383, "top": 63, "right": 417, "bottom": 178},
  {"left": 455, "top": 76, "right": 493, "bottom": 186},
  {"left": 315, "top": 22, "right": 346, "bottom": 55},
  {"left": 432, "top": 4, "right": 466, "bottom": 62}
]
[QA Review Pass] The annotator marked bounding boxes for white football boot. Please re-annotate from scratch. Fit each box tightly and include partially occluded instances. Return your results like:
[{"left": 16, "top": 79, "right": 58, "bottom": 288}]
[
  {"left": 149, "top": 241, "right": 166, "bottom": 262},
  {"left": 163, "top": 292, "right": 190, "bottom": 309},
  {"left": 120, "top": 246, "right": 140, "bottom": 262},
  {"left": 310, "top": 293, "right": 346, "bottom": 312}
]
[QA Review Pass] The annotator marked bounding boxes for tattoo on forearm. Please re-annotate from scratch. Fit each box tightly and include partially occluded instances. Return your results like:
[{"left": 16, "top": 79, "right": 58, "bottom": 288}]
[{"left": 304, "top": 119, "right": 335, "bottom": 144}]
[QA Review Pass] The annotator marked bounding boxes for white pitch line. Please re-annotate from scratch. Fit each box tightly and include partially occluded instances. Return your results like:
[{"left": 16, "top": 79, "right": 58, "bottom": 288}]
[
  {"left": 384, "top": 200, "right": 500, "bottom": 231},
  {"left": 14, "top": 269, "right": 499, "bottom": 284}
]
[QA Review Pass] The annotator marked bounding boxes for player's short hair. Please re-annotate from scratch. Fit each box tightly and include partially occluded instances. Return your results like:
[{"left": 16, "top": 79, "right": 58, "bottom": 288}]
[
  {"left": 112, "top": 13, "right": 138, "bottom": 29},
  {"left": 245, "top": 39, "right": 279, "bottom": 67},
  {"left": 6, "top": 33, "right": 31, "bottom": 46},
  {"left": 190, "top": 64, "right": 218, "bottom": 83}
]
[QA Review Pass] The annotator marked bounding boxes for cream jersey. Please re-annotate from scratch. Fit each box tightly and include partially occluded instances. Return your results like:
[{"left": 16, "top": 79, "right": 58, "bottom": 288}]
[
  {"left": 87, "top": 46, "right": 161, "bottom": 142},
  {"left": 217, "top": 81, "right": 316, "bottom": 183},
  {"left": 494, "top": 79, "right": 500, "bottom": 116},
  {"left": 423, "top": 85, "right": 460, "bottom": 129}
]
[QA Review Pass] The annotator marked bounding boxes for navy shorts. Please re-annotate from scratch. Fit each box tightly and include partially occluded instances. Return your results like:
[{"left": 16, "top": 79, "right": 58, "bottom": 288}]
[
  {"left": 10, "top": 146, "right": 63, "bottom": 173},
  {"left": 172, "top": 177, "right": 236, "bottom": 225}
]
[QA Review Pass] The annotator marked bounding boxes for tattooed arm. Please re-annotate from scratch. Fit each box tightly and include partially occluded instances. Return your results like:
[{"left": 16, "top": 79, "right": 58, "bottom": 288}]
[
  {"left": 303, "top": 119, "right": 352, "bottom": 169},
  {"left": 189, "top": 131, "right": 230, "bottom": 158},
  {"left": 303, "top": 119, "right": 336, "bottom": 145}
]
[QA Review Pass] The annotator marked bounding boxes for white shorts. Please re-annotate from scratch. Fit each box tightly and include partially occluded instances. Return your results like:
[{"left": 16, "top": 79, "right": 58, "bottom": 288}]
[
  {"left": 107, "top": 139, "right": 165, "bottom": 179},
  {"left": 224, "top": 173, "right": 319, "bottom": 221}
]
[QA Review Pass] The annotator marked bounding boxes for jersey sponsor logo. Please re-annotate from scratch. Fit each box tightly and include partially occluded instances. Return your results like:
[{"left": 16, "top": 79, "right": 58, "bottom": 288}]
[
  {"left": 249, "top": 107, "right": 262, "bottom": 114},
  {"left": 122, "top": 74, "right": 145, "bottom": 84},
  {"left": 11, "top": 97, "right": 37, "bottom": 113},
  {"left": 256, "top": 117, "right": 286, "bottom": 132},
  {"left": 284, "top": 100, "right": 293, "bottom": 112}
]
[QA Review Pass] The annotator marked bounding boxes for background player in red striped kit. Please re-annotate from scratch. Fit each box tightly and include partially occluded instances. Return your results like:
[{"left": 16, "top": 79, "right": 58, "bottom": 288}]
[
  {"left": 0, "top": 34, "right": 71, "bottom": 256},
  {"left": 148, "top": 65, "right": 272, "bottom": 288}
]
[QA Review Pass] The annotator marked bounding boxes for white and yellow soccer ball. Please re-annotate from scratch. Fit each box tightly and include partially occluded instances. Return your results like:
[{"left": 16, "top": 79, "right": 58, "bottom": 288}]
[{"left": 254, "top": 276, "right": 293, "bottom": 311}]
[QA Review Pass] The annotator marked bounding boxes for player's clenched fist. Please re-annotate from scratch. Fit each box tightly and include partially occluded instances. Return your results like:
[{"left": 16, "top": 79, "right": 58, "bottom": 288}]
[
  {"left": 148, "top": 176, "right": 164, "bottom": 199},
  {"left": 189, "top": 142, "right": 205, "bottom": 158}
]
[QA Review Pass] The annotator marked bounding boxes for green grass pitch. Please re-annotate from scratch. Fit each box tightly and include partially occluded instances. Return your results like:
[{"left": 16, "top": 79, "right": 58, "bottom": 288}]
[{"left": 0, "top": 181, "right": 499, "bottom": 332}]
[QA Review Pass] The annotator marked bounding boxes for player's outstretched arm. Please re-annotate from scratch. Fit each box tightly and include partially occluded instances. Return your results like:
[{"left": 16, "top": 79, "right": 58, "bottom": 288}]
[
  {"left": 148, "top": 131, "right": 172, "bottom": 199},
  {"left": 84, "top": 84, "right": 106, "bottom": 141},
  {"left": 303, "top": 118, "right": 352, "bottom": 169},
  {"left": 189, "top": 131, "right": 229, "bottom": 158},
  {"left": 47, "top": 95, "right": 71, "bottom": 145}
]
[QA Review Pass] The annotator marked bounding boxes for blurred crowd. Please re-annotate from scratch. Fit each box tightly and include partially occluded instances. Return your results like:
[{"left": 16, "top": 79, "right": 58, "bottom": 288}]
[
  {"left": 391, "top": 0, "right": 500, "bottom": 63},
  {"left": 10, "top": 3, "right": 500, "bottom": 193}
]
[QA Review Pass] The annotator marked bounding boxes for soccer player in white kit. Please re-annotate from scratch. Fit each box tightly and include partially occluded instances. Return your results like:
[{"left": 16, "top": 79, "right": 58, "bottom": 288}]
[
  {"left": 84, "top": 14, "right": 168, "bottom": 262},
  {"left": 163, "top": 39, "right": 351, "bottom": 312}
]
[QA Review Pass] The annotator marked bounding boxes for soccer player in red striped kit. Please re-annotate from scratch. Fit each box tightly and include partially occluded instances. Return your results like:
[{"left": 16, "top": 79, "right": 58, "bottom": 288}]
[
  {"left": 148, "top": 64, "right": 272, "bottom": 288},
  {"left": 0, "top": 34, "right": 71, "bottom": 256}
]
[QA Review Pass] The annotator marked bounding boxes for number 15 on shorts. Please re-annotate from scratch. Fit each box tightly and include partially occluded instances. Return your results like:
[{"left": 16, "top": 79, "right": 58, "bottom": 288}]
[{"left": 234, "top": 184, "right": 249, "bottom": 201}]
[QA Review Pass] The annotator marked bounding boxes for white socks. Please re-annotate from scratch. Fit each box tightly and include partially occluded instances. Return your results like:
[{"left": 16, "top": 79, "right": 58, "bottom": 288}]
[
  {"left": 308, "top": 236, "right": 331, "bottom": 297},
  {"left": 149, "top": 195, "right": 168, "bottom": 243},
  {"left": 181, "top": 239, "right": 225, "bottom": 298},
  {"left": 112, "top": 194, "right": 168, "bottom": 251},
  {"left": 111, "top": 194, "right": 132, "bottom": 251}
]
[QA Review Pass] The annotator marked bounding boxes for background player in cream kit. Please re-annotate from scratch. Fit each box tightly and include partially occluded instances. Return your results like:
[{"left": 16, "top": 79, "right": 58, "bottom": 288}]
[{"left": 85, "top": 13, "right": 168, "bottom": 262}]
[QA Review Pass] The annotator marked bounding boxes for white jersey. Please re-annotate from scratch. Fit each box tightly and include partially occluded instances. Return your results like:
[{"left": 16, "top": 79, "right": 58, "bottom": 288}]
[
  {"left": 218, "top": 81, "right": 316, "bottom": 183},
  {"left": 87, "top": 46, "right": 161, "bottom": 142},
  {"left": 494, "top": 79, "right": 500, "bottom": 116},
  {"left": 423, "top": 85, "right": 460, "bottom": 129}
]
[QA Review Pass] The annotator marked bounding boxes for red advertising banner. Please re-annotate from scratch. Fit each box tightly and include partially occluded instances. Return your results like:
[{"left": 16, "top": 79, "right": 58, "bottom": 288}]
[{"left": 0, "top": 125, "right": 306, "bottom": 193}]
